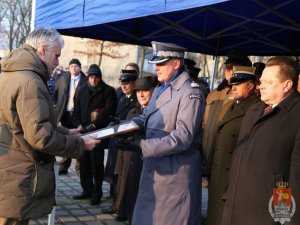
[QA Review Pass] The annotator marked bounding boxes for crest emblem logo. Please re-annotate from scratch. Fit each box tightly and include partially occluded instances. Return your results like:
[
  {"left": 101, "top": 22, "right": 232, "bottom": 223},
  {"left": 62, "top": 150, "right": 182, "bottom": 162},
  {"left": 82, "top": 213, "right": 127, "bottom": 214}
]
[{"left": 268, "top": 181, "right": 296, "bottom": 224}]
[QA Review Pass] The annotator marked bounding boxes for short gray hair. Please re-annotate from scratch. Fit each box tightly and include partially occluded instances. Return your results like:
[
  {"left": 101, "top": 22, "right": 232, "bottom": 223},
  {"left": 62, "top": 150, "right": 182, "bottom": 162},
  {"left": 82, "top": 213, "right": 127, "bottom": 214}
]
[{"left": 25, "top": 28, "right": 64, "bottom": 50}]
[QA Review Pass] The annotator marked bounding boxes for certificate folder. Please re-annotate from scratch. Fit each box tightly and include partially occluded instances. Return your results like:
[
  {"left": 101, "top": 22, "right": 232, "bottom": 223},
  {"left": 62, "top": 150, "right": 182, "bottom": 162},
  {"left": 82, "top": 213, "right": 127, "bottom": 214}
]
[{"left": 81, "top": 120, "right": 139, "bottom": 139}]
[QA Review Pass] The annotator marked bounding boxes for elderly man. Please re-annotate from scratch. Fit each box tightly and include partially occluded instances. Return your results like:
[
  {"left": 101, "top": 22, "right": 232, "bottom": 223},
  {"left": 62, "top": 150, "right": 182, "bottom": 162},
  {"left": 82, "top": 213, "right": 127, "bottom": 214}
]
[
  {"left": 0, "top": 28, "right": 100, "bottom": 225},
  {"left": 72, "top": 64, "right": 117, "bottom": 205},
  {"left": 207, "top": 66, "right": 260, "bottom": 225},
  {"left": 117, "top": 41, "right": 205, "bottom": 225},
  {"left": 221, "top": 56, "right": 300, "bottom": 225}
]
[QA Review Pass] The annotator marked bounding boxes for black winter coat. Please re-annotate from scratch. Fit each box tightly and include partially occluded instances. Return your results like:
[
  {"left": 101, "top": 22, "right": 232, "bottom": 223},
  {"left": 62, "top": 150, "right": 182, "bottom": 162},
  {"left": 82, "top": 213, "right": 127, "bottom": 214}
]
[{"left": 73, "top": 81, "right": 117, "bottom": 147}]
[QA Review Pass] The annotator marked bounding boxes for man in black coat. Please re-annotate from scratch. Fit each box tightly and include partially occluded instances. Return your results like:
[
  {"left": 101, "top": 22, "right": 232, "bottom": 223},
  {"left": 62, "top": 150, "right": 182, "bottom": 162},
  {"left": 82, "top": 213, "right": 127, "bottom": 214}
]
[
  {"left": 221, "top": 56, "right": 300, "bottom": 225},
  {"left": 72, "top": 64, "right": 117, "bottom": 205}
]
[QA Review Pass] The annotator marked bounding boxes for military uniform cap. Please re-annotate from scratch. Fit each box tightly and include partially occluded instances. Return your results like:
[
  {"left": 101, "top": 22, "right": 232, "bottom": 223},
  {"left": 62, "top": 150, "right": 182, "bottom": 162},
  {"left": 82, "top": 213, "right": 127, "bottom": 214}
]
[
  {"left": 229, "top": 66, "right": 256, "bottom": 85},
  {"left": 149, "top": 41, "right": 186, "bottom": 64},
  {"left": 119, "top": 69, "right": 138, "bottom": 83},
  {"left": 225, "top": 49, "right": 252, "bottom": 66}
]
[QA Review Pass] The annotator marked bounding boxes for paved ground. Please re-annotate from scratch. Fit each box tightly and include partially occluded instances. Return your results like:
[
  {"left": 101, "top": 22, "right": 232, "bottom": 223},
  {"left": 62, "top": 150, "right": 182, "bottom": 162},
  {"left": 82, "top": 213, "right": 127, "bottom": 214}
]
[
  {"left": 29, "top": 155, "right": 127, "bottom": 225},
  {"left": 28, "top": 153, "right": 208, "bottom": 225}
]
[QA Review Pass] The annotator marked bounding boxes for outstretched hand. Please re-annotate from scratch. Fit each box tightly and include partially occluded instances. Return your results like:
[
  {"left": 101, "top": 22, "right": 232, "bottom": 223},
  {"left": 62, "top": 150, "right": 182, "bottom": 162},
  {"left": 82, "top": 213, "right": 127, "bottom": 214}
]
[
  {"left": 81, "top": 134, "right": 101, "bottom": 151},
  {"left": 69, "top": 125, "right": 83, "bottom": 136}
]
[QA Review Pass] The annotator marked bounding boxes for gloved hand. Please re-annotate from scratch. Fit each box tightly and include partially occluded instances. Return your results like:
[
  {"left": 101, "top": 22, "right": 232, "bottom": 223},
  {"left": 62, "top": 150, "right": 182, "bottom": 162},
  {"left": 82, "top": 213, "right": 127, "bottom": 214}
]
[
  {"left": 115, "top": 136, "right": 142, "bottom": 152},
  {"left": 83, "top": 124, "right": 95, "bottom": 133},
  {"left": 109, "top": 116, "right": 121, "bottom": 126}
]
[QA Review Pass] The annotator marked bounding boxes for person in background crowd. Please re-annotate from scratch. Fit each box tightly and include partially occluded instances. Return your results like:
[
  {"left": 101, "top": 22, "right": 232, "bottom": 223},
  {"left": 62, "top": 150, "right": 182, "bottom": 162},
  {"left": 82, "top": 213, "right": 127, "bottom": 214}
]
[
  {"left": 47, "top": 65, "right": 65, "bottom": 105},
  {"left": 184, "top": 58, "right": 210, "bottom": 97},
  {"left": 221, "top": 56, "right": 300, "bottom": 225},
  {"left": 116, "top": 41, "right": 205, "bottom": 225},
  {"left": 206, "top": 66, "right": 260, "bottom": 225},
  {"left": 298, "top": 73, "right": 300, "bottom": 93},
  {"left": 0, "top": 27, "right": 99, "bottom": 225},
  {"left": 202, "top": 49, "right": 252, "bottom": 188},
  {"left": 72, "top": 64, "right": 117, "bottom": 205},
  {"left": 253, "top": 62, "right": 266, "bottom": 97},
  {"left": 0, "top": 57, "right": 2, "bottom": 75},
  {"left": 55, "top": 58, "right": 87, "bottom": 175},
  {"left": 102, "top": 69, "right": 138, "bottom": 214},
  {"left": 114, "top": 75, "right": 157, "bottom": 223},
  {"left": 116, "top": 63, "right": 140, "bottom": 101}
]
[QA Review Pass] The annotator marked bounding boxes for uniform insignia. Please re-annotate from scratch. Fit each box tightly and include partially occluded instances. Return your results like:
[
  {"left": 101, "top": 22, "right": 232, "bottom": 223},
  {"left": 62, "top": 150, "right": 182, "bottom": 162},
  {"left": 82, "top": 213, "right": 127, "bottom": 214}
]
[
  {"left": 268, "top": 181, "right": 296, "bottom": 224},
  {"left": 189, "top": 94, "right": 201, "bottom": 99},
  {"left": 190, "top": 81, "right": 200, "bottom": 88}
]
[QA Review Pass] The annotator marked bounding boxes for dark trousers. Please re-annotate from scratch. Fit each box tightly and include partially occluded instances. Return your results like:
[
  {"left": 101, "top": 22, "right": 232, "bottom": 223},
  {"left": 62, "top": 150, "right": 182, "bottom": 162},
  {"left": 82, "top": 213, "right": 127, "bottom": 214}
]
[
  {"left": 59, "top": 111, "right": 74, "bottom": 170},
  {"left": 0, "top": 218, "right": 28, "bottom": 225},
  {"left": 79, "top": 146, "right": 105, "bottom": 195}
]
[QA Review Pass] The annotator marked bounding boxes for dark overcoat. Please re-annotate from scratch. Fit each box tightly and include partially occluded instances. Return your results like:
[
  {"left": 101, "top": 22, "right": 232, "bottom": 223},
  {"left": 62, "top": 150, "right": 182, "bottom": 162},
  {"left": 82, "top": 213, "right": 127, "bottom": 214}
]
[
  {"left": 202, "top": 86, "right": 234, "bottom": 176},
  {"left": 207, "top": 94, "right": 259, "bottom": 225},
  {"left": 54, "top": 72, "right": 87, "bottom": 124},
  {"left": 115, "top": 106, "right": 143, "bottom": 221},
  {"left": 72, "top": 81, "right": 117, "bottom": 148},
  {"left": 221, "top": 92, "right": 300, "bottom": 225},
  {"left": 104, "top": 93, "right": 138, "bottom": 181}
]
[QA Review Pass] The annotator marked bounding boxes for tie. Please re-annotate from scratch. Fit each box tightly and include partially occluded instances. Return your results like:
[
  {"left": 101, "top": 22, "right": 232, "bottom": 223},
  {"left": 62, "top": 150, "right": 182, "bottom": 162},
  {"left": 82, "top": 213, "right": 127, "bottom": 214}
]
[
  {"left": 67, "top": 78, "right": 76, "bottom": 111},
  {"left": 263, "top": 105, "right": 273, "bottom": 115}
]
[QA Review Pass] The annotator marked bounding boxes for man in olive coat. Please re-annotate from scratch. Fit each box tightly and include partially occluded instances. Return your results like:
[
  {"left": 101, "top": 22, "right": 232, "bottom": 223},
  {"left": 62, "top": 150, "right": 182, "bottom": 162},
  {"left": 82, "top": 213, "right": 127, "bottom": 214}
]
[
  {"left": 202, "top": 50, "right": 252, "bottom": 181},
  {"left": 221, "top": 56, "right": 300, "bottom": 225},
  {"left": 207, "top": 66, "right": 260, "bottom": 225},
  {"left": 0, "top": 28, "right": 99, "bottom": 225}
]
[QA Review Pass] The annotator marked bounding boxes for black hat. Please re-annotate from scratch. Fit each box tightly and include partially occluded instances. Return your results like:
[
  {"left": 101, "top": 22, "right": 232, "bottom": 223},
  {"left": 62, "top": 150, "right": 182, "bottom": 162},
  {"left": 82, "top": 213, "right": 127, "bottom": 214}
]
[
  {"left": 69, "top": 58, "right": 81, "bottom": 67},
  {"left": 225, "top": 50, "right": 252, "bottom": 66},
  {"left": 119, "top": 69, "right": 138, "bottom": 83},
  {"left": 253, "top": 62, "right": 266, "bottom": 76},
  {"left": 184, "top": 58, "right": 196, "bottom": 69},
  {"left": 134, "top": 76, "right": 156, "bottom": 90},
  {"left": 229, "top": 66, "right": 256, "bottom": 85},
  {"left": 149, "top": 41, "right": 186, "bottom": 64},
  {"left": 87, "top": 64, "right": 102, "bottom": 78}
]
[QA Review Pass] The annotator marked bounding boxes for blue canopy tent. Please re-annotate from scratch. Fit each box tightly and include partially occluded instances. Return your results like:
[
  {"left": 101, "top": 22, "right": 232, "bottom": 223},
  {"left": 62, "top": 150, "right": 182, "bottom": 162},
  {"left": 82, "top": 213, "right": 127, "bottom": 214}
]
[{"left": 34, "top": 0, "right": 300, "bottom": 56}]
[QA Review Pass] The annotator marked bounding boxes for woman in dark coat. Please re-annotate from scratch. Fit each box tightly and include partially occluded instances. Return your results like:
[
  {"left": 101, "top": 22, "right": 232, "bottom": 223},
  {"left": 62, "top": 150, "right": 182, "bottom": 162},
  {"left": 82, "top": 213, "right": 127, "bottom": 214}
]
[{"left": 115, "top": 76, "right": 157, "bottom": 223}]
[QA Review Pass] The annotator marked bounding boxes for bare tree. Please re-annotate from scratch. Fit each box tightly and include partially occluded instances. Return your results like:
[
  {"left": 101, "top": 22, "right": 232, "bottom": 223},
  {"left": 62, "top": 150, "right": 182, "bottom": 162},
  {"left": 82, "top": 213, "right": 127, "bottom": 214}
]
[
  {"left": 0, "top": 0, "right": 32, "bottom": 51},
  {"left": 73, "top": 40, "right": 129, "bottom": 67}
]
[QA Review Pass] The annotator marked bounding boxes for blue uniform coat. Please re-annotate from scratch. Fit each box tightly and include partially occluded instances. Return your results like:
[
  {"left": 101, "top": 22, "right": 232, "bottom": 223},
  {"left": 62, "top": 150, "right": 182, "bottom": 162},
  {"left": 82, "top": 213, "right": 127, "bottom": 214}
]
[{"left": 132, "top": 71, "right": 205, "bottom": 225}]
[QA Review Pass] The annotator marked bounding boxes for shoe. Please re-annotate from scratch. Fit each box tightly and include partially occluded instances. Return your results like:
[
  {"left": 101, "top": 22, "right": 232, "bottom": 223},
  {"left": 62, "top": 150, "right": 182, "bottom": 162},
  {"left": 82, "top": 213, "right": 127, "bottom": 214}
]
[
  {"left": 115, "top": 216, "right": 127, "bottom": 222},
  {"left": 73, "top": 192, "right": 91, "bottom": 200},
  {"left": 58, "top": 169, "right": 68, "bottom": 175},
  {"left": 90, "top": 192, "right": 102, "bottom": 205},
  {"left": 101, "top": 207, "right": 117, "bottom": 214}
]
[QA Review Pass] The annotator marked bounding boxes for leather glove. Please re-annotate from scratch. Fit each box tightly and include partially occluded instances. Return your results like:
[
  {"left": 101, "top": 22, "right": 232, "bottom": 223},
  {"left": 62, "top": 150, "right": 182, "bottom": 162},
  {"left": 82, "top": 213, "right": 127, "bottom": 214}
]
[
  {"left": 109, "top": 116, "right": 121, "bottom": 126},
  {"left": 115, "top": 136, "right": 142, "bottom": 152},
  {"left": 83, "top": 124, "right": 95, "bottom": 133}
]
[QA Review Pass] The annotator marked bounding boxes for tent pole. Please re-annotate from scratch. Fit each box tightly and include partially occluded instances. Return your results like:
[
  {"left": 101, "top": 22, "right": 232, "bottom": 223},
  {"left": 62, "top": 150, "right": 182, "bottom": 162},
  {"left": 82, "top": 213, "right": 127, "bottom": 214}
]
[
  {"left": 210, "top": 55, "right": 219, "bottom": 90},
  {"left": 31, "top": 0, "right": 36, "bottom": 31},
  {"left": 210, "top": 39, "right": 220, "bottom": 90}
]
